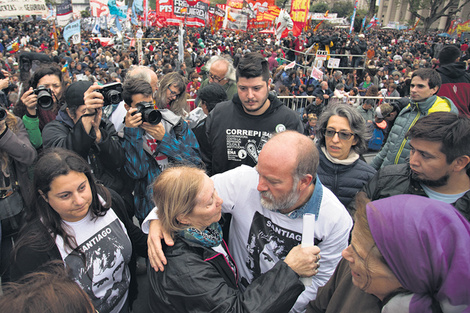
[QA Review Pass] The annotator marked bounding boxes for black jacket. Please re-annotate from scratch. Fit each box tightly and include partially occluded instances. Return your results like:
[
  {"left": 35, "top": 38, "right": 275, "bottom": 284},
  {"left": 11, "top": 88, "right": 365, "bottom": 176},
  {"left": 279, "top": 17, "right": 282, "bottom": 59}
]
[
  {"left": 313, "top": 87, "right": 333, "bottom": 105},
  {"left": 317, "top": 148, "right": 376, "bottom": 211},
  {"left": 42, "top": 111, "right": 126, "bottom": 194},
  {"left": 148, "top": 237, "right": 305, "bottom": 313},
  {"left": 362, "top": 163, "right": 470, "bottom": 221}
]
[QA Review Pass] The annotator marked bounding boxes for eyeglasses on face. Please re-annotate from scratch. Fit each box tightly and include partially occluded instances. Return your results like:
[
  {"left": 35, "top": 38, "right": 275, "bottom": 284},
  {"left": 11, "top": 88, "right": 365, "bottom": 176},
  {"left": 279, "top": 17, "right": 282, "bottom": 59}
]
[
  {"left": 323, "top": 128, "right": 355, "bottom": 140},
  {"left": 168, "top": 87, "right": 181, "bottom": 97},
  {"left": 209, "top": 72, "right": 225, "bottom": 83}
]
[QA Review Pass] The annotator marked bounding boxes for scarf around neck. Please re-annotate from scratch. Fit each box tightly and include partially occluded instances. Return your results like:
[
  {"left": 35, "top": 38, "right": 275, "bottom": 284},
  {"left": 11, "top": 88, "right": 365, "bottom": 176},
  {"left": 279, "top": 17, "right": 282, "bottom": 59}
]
[
  {"left": 321, "top": 146, "right": 359, "bottom": 165},
  {"left": 179, "top": 222, "right": 223, "bottom": 248}
]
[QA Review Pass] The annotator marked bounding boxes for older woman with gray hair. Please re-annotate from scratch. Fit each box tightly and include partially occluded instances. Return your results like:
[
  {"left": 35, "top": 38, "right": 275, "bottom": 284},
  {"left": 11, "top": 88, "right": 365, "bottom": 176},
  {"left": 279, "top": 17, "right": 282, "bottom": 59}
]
[{"left": 316, "top": 104, "right": 376, "bottom": 213}]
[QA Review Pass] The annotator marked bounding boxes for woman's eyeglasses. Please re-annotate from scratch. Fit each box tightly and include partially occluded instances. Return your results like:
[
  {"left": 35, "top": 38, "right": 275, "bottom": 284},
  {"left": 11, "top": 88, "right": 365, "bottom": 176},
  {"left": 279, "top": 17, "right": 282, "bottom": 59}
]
[
  {"left": 168, "top": 87, "right": 181, "bottom": 97},
  {"left": 323, "top": 129, "right": 355, "bottom": 140}
]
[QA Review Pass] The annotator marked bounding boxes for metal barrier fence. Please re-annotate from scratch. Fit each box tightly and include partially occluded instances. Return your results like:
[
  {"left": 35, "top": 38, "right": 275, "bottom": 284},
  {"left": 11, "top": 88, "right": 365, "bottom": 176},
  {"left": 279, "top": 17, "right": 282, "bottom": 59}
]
[
  {"left": 277, "top": 95, "right": 402, "bottom": 111},
  {"left": 188, "top": 95, "right": 402, "bottom": 113}
]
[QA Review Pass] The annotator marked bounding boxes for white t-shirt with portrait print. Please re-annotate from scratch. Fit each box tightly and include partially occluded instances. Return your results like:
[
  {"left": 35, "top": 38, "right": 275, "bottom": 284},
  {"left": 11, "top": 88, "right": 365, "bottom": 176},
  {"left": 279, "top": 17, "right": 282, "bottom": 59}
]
[{"left": 56, "top": 208, "right": 132, "bottom": 313}]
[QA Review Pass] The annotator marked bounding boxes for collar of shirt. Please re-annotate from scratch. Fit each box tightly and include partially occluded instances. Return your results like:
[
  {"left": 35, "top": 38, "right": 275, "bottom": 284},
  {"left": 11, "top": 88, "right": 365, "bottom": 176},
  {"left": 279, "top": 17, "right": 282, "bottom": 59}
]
[{"left": 283, "top": 176, "right": 323, "bottom": 220}]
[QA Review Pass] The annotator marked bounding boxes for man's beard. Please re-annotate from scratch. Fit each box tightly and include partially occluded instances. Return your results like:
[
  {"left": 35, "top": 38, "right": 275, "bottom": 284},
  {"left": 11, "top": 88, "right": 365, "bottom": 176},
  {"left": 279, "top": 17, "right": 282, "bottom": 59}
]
[
  {"left": 260, "top": 179, "right": 301, "bottom": 212},
  {"left": 411, "top": 172, "right": 450, "bottom": 188}
]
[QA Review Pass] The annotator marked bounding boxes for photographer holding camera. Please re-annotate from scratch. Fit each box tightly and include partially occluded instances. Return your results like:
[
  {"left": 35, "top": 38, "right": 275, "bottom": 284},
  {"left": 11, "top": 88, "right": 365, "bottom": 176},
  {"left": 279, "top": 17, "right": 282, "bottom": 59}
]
[
  {"left": 122, "top": 79, "right": 202, "bottom": 223},
  {"left": 14, "top": 64, "right": 65, "bottom": 149},
  {"left": 42, "top": 81, "right": 128, "bottom": 203}
]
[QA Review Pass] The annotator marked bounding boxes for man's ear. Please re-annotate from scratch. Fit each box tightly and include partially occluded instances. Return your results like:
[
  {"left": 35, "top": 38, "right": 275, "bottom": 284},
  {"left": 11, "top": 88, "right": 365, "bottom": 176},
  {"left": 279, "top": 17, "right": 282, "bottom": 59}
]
[
  {"left": 65, "top": 107, "right": 74, "bottom": 120},
  {"left": 124, "top": 103, "right": 131, "bottom": 111},
  {"left": 298, "top": 174, "right": 314, "bottom": 191},
  {"left": 452, "top": 155, "right": 470, "bottom": 172}
]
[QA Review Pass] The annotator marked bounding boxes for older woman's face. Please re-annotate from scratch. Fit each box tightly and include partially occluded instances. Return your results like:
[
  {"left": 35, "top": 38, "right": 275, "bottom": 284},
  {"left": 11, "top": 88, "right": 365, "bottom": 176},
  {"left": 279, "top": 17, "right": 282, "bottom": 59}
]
[
  {"left": 342, "top": 227, "right": 402, "bottom": 300},
  {"left": 180, "top": 175, "right": 223, "bottom": 231},
  {"left": 325, "top": 115, "right": 357, "bottom": 160}
]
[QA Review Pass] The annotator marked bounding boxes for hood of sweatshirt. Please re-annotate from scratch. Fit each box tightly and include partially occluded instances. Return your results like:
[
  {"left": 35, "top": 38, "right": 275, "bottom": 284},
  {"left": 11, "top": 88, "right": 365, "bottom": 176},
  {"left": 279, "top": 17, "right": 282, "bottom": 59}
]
[
  {"left": 232, "top": 92, "right": 284, "bottom": 117},
  {"left": 436, "top": 62, "right": 467, "bottom": 79}
]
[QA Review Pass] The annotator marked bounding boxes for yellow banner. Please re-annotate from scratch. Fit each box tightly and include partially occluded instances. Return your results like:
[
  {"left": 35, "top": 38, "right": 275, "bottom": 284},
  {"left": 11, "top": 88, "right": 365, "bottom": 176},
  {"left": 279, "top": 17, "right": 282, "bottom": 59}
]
[{"left": 290, "top": 0, "right": 311, "bottom": 36}]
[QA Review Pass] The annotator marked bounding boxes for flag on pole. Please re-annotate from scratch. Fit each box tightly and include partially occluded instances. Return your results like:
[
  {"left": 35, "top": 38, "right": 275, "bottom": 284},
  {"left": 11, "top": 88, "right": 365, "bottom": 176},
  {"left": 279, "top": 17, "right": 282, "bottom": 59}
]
[
  {"left": 313, "top": 11, "right": 328, "bottom": 33},
  {"left": 6, "top": 38, "right": 19, "bottom": 54},
  {"left": 350, "top": 0, "right": 358, "bottom": 34},
  {"left": 361, "top": 15, "right": 367, "bottom": 32},
  {"left": 92, "top": 18, "right": 101, "bottom": 34},
  {"left": 409, "top": 18, "right": 420, "bottom": 31}
]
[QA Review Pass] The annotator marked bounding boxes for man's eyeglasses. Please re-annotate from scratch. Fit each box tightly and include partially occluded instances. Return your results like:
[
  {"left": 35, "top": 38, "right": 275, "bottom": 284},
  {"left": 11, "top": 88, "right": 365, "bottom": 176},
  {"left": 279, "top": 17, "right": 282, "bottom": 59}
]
[
  {"left": 209, "top": 73, "right": 226, "bottom": 83},
  {"left": 323, "top": 129, "right": 355, "bottom": 140}
]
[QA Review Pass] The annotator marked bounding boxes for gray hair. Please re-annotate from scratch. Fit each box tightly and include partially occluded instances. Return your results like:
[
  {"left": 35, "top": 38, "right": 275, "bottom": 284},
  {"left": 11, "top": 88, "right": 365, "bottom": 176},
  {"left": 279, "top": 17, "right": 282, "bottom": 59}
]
[
  {"left": 316, "top": 104, "right": 372, "bottom": 154},
  {"left": 206, "top": 55, "right": 236, "bottom": 82},
  {"left": 334, "top": 71, "right": 343, "bottom": 78},
  {"left": 125, "top": 65, "right": 153, "bottom": 83}
]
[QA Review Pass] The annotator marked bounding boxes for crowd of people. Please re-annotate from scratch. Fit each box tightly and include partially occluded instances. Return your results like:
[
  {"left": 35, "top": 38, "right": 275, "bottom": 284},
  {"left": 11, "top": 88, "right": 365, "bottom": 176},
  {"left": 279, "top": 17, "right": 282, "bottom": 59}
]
[{"left": 0, "top": 17, "right": 469, "bottom": 313}]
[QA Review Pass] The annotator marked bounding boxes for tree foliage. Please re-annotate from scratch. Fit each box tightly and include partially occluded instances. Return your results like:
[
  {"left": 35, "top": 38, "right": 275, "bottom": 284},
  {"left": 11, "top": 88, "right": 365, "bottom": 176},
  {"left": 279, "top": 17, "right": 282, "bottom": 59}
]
[
  {"left": 330, "top": 1, "right": 354, "bottom": 17},
  {"left": 353, "top": 9, "right": 368, "bottom": 32},
  {"left": 405, "top": 0, "right": 470, "bottom": 32},
  {"left": 310, "top": 2, "right": 329, "bottom": 13}
]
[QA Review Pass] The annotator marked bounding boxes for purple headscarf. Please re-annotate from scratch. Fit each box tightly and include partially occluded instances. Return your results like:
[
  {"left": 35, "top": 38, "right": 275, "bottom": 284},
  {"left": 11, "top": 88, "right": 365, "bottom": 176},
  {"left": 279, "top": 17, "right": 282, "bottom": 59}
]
[{"left": 367, "top": 195, "right": 470, "bottom": 312}]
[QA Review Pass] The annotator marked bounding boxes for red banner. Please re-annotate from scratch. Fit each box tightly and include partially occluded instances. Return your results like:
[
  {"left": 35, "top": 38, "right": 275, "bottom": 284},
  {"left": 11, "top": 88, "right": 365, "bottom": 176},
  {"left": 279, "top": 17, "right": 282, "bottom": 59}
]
[
  {"left": 290, "top": 0, "right": 310, "bottom": 36},
  {"left": 156, "top": 0, "right": 209, "bottom": 27}
]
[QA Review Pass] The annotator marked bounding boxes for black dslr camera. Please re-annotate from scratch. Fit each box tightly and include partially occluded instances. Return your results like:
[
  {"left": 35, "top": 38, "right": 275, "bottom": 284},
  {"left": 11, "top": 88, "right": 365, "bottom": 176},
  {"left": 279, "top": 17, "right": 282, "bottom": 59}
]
[
  {"left": 98, "top": 82, "right": 123, "bottom": 106},
  {"left": 133, "top": 102, "right": 162, "bottom": 125},
  {"left": 0, "top": 107, "right": 7, "bottom": 121},
  {"left": 34, "top": 85, "right": 54, "bottom": 111}
]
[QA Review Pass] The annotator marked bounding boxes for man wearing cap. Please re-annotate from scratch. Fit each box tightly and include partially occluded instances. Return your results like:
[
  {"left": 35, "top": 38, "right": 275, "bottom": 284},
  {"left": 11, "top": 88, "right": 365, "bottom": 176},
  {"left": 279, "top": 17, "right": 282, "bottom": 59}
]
[{"left": 42, "top": 81, "right": 126, "bottom": 197}]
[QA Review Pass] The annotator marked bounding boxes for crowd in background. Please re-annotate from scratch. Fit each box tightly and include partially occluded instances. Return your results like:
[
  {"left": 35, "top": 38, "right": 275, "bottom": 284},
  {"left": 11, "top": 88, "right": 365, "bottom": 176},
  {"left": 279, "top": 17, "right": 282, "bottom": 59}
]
[{"left": 0, "top": 19, "right": 469, "bottom": 111}]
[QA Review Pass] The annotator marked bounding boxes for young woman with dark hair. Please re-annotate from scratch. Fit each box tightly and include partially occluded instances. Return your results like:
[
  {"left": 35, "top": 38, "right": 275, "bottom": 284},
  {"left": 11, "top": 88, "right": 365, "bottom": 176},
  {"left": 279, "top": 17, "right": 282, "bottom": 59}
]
[{"left": 11, "top": 148, "right": 147, "bottom": 313}]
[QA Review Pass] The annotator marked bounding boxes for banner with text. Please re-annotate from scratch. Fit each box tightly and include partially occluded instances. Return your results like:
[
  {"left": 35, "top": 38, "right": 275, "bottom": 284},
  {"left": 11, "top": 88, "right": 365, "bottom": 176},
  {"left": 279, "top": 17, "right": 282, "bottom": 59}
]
[
  {"left": 156, "top": 0, "right": 208, "bottom": 27},
  {"left": 63, "top": 19, "right": 80, "bottom": 43},
  {"left": 225, "top": 0, "right": 248, "bottom": 31},
  {"left": 0, "top": 0, "right": 47, "bottom": 17},
  {"left": 90, "top": 0, "right": 126, "bottom": 17},
  {"left": 290, "top": 0, "right": 310, "bottom": 36},
  {"left": 56, "top": 0, "right": 73, "bottom": 26}
]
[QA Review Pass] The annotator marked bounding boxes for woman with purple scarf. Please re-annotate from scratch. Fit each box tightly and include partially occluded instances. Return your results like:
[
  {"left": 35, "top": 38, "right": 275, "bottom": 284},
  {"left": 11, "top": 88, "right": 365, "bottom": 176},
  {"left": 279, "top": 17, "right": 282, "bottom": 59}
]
[{"left": 307, "top": 193, "right": 470, "bottom": 313}]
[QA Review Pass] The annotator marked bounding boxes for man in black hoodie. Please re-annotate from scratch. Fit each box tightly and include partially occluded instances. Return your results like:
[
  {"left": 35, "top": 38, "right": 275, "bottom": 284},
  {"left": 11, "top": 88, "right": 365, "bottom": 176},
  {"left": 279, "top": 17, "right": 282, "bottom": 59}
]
[
  {"left": 436, "top": 45, "right": 470, "bottom": 117},
  {"left": 202, "top": 52, "right": 303, "bottom": 176}
]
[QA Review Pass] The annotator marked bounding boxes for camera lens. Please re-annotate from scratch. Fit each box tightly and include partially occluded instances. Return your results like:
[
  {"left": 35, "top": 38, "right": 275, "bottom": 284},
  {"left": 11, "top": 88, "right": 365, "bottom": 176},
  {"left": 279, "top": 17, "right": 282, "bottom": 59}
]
[
  {"left": 0, "top": 108, "right": 6, "bottom": 121},
  {"left": 144, "top": 109, "right": 162, "bottom": 125},
  {"left": 106, "top": 90, "right": 122, "bottom": 105},
  {"left": 36, "top": 88, "right": 54, "bottom": 110}
]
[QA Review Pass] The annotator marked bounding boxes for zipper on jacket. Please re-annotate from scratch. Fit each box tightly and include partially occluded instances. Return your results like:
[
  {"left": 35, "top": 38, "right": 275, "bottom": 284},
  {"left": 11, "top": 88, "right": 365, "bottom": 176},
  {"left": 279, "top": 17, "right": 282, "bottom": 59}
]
[{"left": 394, "top": 109, "right": 420, "bottom": 164}]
